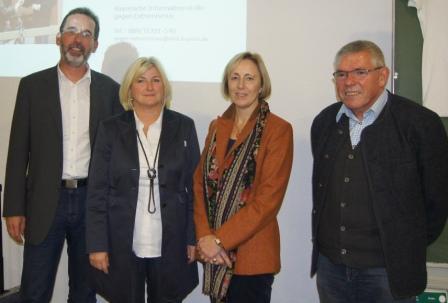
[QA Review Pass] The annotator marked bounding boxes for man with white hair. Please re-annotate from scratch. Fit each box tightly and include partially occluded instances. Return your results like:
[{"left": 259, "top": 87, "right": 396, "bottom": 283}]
[{"left": 311, "top": 40, "right": 448, "bottom": 302}]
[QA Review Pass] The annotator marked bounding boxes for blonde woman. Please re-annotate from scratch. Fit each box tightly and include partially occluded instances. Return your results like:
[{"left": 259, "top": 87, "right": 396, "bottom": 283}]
[
  {"left": 86, "top": 57, "right": 199, "bottom": 302},
  {"left": 194, "top": 52, "right": 294, "bottom": 303}
]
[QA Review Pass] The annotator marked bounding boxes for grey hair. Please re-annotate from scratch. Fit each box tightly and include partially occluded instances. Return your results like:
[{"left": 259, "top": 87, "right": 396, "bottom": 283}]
[{"left": 334, "top": 40, "right": 385, "bottom": 69}]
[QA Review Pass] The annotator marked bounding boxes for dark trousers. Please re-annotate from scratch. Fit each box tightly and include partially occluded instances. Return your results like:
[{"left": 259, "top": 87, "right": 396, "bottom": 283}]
[
  {"left": 316, "top": 254, "right": 416, "bottom": 303},
  {"left": 211, "top": 273, "right": 274, "bottom": 303},
  {"left": 19, "top": 187, "right": 95, "bottom": 303},
  {"left": 134, "top": 257, "right": 182, "bottom": 303}
]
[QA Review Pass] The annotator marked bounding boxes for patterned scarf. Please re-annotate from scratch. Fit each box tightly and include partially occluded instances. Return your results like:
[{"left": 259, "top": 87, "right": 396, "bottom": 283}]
[{"left": 202, "top": 101, "right": 270, "bottom": 302}]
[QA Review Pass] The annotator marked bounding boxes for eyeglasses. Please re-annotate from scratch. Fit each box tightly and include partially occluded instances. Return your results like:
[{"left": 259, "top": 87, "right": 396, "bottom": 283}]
[
  {"left": 62, "top": 28, "right": 93, "bottom": 39},
  {"left": 333, "top": 67, "right": 383, "bottom": 81}
]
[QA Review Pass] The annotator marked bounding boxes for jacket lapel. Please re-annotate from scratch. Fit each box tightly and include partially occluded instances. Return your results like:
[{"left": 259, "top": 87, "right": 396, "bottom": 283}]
[
  {"left": 361, "top": 97, "right": 392, "bottom": 163},
  {"left": 46, "top": 66, "right": 63, "bottom": 142},
  {"left": 118, "top": 111, "right": 139, "bottom": 209},
  {"left": 316, "top": 115, "right": 349, "bottom": 207},
  {"left": 119, "top": 111, "right": 139, "bottom": 166},
  {"left": 89, "top": 71, "right": 101, "bottom": 145},
  {"left": 158, "top": 108, "right": 177, "bottom": 186},
  {"left": 215, "top": 117, "right": 233, "bottom": 172}
]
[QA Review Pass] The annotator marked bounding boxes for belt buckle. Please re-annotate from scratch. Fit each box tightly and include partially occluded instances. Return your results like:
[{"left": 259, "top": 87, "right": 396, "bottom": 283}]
[{"left": 65, "top": 179, "right": 77, "bottom": 189}]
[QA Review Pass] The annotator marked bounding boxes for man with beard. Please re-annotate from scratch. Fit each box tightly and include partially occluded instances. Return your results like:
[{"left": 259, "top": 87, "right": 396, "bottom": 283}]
[{"left": 3, "top": 7, "right": 122, "bottom": 302}]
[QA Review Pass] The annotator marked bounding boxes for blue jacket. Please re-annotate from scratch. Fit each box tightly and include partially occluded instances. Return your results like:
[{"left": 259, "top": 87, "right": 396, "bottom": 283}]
[{"left": 311, "top": 92, "right": 448, "bottom": 298}]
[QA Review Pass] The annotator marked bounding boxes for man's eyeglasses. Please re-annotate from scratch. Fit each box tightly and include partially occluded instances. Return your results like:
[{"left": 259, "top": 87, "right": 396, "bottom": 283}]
[
  {"left": 333, "top": 67, "right": 383, "bottom": 81},
  {"left": 62, "top": 28, "right": 93, "bottom": 39}
]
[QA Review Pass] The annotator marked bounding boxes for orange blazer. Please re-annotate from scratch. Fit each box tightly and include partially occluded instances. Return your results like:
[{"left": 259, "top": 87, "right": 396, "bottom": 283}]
[{"left": 194, "top": 103, "right": 294, "bottom": 275}]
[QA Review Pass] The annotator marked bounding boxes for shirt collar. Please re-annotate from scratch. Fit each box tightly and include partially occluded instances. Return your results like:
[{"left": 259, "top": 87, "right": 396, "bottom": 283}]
[
  {"left": 134, "top": 108, "right": 164, "bottom": 133},
  {"left": 336, "top": 89, "right": 388, "bottom": 123},
  {"left": 57, "top": 64, "right": 91, "bottom": 84}
]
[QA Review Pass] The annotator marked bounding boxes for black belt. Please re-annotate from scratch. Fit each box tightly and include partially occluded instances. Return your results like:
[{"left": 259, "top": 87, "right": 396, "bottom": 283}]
[{"left": 61, "top": 178, "right": 88, "bottom": 189}]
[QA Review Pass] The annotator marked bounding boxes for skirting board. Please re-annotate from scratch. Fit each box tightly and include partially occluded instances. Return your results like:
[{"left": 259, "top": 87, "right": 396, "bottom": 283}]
[{"left": 427, "top": 262, "right": 448, "bottom": 291}]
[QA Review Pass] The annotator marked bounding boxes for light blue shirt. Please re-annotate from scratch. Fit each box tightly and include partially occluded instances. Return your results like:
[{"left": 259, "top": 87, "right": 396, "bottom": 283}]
[{"left": 336, "top": 90, "right": 389, "bottom": 147}]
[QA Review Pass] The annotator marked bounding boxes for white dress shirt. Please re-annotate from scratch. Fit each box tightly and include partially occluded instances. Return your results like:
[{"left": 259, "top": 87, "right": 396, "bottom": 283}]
[
  {"left": 132, "top": 110, "right": 163, "bottom": 258},
  {"left": 58, "top": 65, "right": 91, "bottom": 179}
]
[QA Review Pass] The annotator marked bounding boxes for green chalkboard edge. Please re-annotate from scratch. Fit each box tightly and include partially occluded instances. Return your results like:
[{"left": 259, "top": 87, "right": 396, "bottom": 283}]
[{"left": 394, "top": 0, "right": 448, "bottom": 265}]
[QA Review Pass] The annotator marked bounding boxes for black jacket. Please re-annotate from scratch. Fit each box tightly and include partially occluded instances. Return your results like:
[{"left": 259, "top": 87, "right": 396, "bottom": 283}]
[
  {"left": 3, "top": 66, "right": 122, "bottom": 244},
  {"left": 86, "top": 109, "right": 199, "bottom": 302},
  {"left": 310, "top": 92, "right": 448, "bottom": 298}
]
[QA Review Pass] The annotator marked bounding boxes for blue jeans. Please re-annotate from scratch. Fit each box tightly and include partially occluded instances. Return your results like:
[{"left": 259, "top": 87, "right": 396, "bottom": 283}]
[
  {"left": 316, "top": 254, "right": 416, "bottom": 303},
  {"left": 20, "top": 187, "right": 95, "bottom": 303}
]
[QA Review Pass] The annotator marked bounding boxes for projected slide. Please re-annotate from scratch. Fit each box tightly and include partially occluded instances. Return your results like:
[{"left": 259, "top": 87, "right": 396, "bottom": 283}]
[{"left": 0, "top": 0, "right": 247, "bottom": 82}]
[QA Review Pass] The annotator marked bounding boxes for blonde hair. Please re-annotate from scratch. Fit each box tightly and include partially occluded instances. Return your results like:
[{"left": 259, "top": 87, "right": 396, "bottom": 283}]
[
  {"left": 119, "top": 57, "right": 172, "bottom": 111},
  {"left": 221, "top": 51, "right": 272, "bottom": 101}
]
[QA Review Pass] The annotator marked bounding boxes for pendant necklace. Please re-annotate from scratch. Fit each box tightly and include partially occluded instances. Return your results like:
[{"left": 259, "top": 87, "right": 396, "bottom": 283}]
[{"left": 136, "top": 130, "right": 161, "bottom": 214}]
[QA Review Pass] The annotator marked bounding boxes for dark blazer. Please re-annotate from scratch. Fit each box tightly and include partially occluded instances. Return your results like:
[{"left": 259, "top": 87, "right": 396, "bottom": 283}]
[
  {"left": 86, "top": 109, "right": 199, "bottom": 302},
  {"left": 310, "top": 92, "right": 448, "bottom": 299},
  {"left": 3, "top": 66, "right": 122, "bottom": 245}
]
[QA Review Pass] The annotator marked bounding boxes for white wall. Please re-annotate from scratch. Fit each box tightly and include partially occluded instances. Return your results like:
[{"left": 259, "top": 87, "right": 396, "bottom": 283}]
[{"left": 0, "top": 1, "right": 393, "bottom": 302}]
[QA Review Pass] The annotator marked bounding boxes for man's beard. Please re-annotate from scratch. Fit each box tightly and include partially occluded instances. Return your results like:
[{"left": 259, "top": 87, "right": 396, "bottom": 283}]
[{"left": 60, "top": 42, "right": 91, "bottom": 68}]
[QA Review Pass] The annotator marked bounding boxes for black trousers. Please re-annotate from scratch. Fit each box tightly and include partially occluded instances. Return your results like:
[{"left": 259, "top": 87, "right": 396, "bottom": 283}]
[
  {"left": 134, "top": 257, "right": 182, "bottom": 303},
  {"left": 211, "top": 273, "right": 274, "bottom": 303}
]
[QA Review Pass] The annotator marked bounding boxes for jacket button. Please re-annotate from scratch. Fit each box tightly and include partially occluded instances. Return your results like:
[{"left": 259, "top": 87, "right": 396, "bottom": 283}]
[
  {"left": 338, "top": 129, "right": 343, "bottom": 135},
  {"left": 318, "top": 183, "right": 323, "bottom": 188},
  {"left": 312, "top": 209, "right": 317, "bottom": 214},
  {"left": 324, "top": 154, "right": 329, "bottom": 159},
  {"left": 161, "top": 203, "right": 167, "bottom": 208}
]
